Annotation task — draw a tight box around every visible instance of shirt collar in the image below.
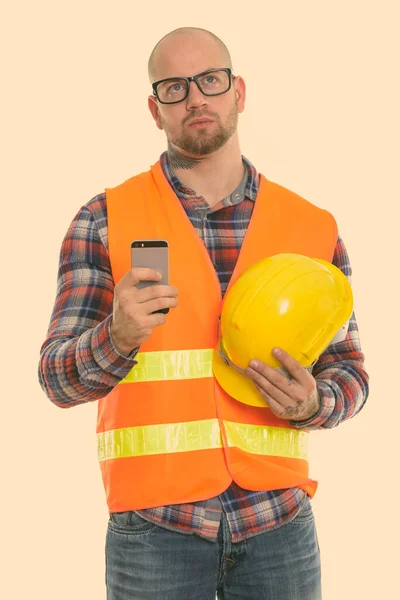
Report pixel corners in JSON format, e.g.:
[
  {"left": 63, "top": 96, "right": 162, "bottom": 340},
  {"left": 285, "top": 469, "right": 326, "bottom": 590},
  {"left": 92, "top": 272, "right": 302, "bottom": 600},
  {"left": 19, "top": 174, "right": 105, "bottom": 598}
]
[{"left": 159, "top": 150, "right": 259, "bottom": 204}]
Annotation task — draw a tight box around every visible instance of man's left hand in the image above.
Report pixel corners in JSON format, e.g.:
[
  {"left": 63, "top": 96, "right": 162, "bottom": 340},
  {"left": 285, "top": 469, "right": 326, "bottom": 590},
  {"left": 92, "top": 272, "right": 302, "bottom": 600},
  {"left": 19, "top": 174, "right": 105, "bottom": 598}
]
[{"left": 246, "top": 348, "right": 320, "bottom": 421}]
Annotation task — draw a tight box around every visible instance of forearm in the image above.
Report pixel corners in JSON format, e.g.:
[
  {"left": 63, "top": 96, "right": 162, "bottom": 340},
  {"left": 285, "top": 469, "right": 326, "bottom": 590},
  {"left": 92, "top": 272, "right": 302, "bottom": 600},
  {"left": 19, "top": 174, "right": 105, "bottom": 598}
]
[
  {"left": 288, "top": 305, "right": 369, "bottom": 430},
  {"left": 289, "top": 355, "right": 369, "bottom": 430},
  {"left": 289, "top": 235, "right": 369, "bottom": 430},
  {"left": 38, "top": 200, "right": 140, "bottom": 408},
  {"left": 38, "top": 314, "right": 139, "bottom": 408}
]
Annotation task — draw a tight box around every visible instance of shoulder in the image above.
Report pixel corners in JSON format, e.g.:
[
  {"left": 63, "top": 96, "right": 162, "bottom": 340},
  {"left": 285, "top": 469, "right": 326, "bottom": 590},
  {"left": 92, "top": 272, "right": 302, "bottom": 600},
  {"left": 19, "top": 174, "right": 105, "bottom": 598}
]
[
  {"left": 261, "top": 176, "right": 329, "bottom": 213},
  {"left": 79, "top": 191, "right": 108, "bottom": 234}
]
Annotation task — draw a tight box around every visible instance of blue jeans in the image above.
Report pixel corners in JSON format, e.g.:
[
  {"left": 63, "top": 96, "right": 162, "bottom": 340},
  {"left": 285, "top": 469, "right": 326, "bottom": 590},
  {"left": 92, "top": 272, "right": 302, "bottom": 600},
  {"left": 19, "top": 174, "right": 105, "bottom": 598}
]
[{"left": 105, "top": 496, "right": 321, "bottom": 599}]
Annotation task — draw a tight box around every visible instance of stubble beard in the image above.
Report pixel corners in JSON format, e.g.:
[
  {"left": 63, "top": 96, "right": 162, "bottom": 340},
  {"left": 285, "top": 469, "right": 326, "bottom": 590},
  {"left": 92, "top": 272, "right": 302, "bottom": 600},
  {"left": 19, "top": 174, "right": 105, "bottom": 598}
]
[{"left": 161, "top": 102, "right": 239, "bottom": 157}]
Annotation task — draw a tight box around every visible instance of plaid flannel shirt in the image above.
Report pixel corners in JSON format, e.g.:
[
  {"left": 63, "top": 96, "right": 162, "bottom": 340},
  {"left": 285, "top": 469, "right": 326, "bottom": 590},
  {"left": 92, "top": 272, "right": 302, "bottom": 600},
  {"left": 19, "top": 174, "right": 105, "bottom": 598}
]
[{"left": 38, "top": 152, "right": 369, "bottom": 542}]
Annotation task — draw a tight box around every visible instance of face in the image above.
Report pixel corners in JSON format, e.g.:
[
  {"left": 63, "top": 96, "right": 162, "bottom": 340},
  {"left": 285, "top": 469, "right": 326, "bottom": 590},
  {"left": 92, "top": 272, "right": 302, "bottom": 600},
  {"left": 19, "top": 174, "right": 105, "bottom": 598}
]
[{"left": 148, "top": 35, "right": 246, "bottom": 156}]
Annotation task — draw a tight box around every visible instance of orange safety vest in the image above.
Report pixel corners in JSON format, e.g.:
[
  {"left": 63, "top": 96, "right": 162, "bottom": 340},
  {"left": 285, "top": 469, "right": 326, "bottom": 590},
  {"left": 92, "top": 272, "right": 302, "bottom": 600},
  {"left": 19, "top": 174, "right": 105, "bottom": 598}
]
[{"left": 98, "top": 160, "right": 338, "bottom": 513}]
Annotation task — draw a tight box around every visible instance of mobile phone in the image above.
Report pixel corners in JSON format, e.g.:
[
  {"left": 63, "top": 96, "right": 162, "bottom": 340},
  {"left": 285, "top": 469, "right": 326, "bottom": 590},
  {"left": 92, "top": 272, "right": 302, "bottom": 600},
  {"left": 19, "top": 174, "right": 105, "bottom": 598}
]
[{"left": 131, "top": 239, "right": 170, "bottom": 314}]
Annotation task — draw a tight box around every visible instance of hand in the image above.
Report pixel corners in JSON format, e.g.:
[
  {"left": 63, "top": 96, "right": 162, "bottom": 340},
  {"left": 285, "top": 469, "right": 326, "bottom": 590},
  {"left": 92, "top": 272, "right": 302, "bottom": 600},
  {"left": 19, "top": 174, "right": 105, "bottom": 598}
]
[
  {"left": 110, "top": 268, "right": 179, "bottom": 356},
  {"left": 246, "top": 348, "right": 320, "bottom": 421}
]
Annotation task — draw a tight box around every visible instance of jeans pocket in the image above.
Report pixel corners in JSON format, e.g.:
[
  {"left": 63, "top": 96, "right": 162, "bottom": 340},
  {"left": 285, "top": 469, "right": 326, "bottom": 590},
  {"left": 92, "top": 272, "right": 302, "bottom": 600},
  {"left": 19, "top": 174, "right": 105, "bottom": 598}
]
[
  {"left": 290, "top": 497, "right": 315, "bottom": 524},
  {"left": 108, "top": 510, "right": 158, "bottom": 535}
]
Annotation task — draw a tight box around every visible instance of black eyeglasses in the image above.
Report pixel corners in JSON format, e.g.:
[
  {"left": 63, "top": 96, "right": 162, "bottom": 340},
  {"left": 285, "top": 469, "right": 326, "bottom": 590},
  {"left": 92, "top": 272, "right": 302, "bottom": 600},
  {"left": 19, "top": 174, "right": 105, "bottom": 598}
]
[{"left": 152, "top": 68, "right": 235, "bottom": 105}]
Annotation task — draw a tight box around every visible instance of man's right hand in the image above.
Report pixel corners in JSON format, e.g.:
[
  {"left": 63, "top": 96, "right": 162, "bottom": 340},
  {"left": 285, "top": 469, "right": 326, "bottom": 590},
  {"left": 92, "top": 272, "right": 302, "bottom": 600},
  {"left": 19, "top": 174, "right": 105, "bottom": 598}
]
[{"left": 110, "top": 268, "right": 179, "bottom": 356}]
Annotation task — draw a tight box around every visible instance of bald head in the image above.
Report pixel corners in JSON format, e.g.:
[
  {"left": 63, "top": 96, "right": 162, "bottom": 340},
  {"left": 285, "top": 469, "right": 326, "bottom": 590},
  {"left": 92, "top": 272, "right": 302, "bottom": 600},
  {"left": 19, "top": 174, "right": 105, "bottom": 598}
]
[{"left": 148, "top": 27, "right": 233, "bottom": 83}]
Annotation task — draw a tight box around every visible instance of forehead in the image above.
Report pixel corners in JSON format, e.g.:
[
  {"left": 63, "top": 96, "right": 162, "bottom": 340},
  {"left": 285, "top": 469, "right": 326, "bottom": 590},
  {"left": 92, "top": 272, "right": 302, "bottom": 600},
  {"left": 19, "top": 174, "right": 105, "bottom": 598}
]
[{"left": 152, "top": 34, "right": 228, "bottom": 80}]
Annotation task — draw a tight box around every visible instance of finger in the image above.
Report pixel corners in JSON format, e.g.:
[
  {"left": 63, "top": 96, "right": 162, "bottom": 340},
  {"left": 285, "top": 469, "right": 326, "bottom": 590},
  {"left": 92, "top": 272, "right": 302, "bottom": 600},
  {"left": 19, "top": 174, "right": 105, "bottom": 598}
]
[
  {"left": 252, "top": 383, "right": 295, "bottom": 419},
  {"left": 141, "top": 295, "right": 179, "bottom": 315},
  {"left": 272, "top": 348, "right": 311, "bottom": 386},
  {"left": 248, "top": 360, "right": 296, "bottom": 391},
  {"left": 136, "top": 284, "right": 179, "bottom": 303},
  {"left": 247, "top": 367, "right": 295, "bottom": 408},
  {"left": 129, "top": 267, "right": 163, "bottom": 285},
  {"left": 143, "top": 312, "right": 168, "bottom": 329}
]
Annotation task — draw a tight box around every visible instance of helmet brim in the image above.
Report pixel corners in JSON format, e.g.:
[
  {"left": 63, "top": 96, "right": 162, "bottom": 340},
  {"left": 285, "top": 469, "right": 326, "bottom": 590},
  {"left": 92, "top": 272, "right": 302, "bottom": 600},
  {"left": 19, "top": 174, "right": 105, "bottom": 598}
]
[{"left": 212, "top": 342, "right": 270, "bottom": 408}]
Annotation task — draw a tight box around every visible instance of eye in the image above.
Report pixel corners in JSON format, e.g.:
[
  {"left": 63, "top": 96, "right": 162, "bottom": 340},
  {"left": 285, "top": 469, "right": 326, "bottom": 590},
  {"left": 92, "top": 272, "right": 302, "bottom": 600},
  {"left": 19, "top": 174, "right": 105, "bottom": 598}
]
[
  {"left": 167, "top": 82, "right": 184, "bottom": 94},
  {"left": 202, "top": 75, "right": 217, "bottom": 84}
]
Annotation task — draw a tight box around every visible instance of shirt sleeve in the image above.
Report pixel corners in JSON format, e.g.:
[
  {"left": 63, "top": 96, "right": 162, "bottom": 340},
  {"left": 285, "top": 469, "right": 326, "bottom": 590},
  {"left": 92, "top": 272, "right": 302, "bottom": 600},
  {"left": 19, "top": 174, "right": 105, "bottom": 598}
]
[
  {"left": 289, "top": 235, "right": 369, "bottom": 430},
  {"left": 38, "top": 196, "right": 139, "bottom": 408}
]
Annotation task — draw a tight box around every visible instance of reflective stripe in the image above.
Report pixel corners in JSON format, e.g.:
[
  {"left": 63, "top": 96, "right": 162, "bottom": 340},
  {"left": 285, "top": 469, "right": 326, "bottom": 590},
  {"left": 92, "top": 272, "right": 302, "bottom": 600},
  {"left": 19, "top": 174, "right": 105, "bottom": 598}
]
[
  {"left": 97, "top": 419, "right": 308, "bottom": 462},
  {"left": 98, "top": 419, "right": 222, "bottom": 461},
  {"left": 120, "top": 349, "right": 213, "bottom": 383},
  {"left": 224, "top": 421, "right": 308, "bottom": 459}
]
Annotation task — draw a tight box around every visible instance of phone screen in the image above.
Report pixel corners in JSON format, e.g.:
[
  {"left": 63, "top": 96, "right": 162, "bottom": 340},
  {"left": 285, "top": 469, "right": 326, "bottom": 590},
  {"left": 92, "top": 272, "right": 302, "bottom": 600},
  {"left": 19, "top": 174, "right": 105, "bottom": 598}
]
[{"left": 131, "top": 240, "right": 169, "bottom": 313}]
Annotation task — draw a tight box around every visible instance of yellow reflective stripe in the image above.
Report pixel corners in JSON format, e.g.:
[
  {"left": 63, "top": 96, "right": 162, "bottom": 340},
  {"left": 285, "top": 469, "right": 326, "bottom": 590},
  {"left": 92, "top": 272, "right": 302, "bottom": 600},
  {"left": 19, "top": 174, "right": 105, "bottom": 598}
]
[
  {"left": 120, "top": 349, "right": 213, "bottom": 383},
  {"left": 97, "top": 419, "right": 308, "bottom": 462},
  {"left": 224, "top": 421, "right": 308, "bottom": 460},
  {"left": 97, "top": 419, "right": 222, "bottom": 461}
]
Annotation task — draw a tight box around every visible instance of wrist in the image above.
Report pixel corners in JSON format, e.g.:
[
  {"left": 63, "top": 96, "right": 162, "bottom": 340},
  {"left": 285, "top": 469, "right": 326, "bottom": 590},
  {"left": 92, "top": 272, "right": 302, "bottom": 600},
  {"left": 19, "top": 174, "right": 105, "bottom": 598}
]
[
  {"left": 290, "top": 390, "right": 320, "bottom": 422},
  {"left": 110, "top": 322, "right": 135, "bottom": 357}
]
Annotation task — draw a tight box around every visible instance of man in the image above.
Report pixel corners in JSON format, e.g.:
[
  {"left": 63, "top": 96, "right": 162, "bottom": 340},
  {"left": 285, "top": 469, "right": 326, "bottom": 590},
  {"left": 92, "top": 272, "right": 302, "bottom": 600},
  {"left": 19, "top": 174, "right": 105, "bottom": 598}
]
[{"left": 38, "top": 26, "right": 369, "bottom": 600}]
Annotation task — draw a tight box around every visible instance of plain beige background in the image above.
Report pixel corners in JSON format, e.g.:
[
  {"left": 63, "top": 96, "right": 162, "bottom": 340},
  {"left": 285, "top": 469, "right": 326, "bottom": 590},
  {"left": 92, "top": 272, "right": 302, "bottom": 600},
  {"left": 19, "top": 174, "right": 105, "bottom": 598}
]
[{"left": 2, "top": 1, "right": 399, "bottom": 598}]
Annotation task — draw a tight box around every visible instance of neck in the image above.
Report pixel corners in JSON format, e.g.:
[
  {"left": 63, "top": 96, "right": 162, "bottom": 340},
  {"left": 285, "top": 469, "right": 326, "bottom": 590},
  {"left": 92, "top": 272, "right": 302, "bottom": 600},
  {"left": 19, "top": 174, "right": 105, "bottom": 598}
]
[{"left": 167, "top": 134, "right": 245, "bottom": 207}]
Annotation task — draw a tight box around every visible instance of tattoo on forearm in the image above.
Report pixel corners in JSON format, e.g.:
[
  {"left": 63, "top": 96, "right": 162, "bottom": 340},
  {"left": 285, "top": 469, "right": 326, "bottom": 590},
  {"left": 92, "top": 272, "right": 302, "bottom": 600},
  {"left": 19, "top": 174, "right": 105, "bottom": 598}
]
[{"left": 167, "top": 141, "right": 202, "bottom": 170}]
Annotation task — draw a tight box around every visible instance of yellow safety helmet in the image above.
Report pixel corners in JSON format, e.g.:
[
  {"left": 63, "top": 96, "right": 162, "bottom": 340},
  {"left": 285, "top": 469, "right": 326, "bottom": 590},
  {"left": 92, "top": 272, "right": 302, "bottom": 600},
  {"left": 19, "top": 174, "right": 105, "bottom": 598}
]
[{"left": 212, "top": 253, "right": 353, "bottom": 407}]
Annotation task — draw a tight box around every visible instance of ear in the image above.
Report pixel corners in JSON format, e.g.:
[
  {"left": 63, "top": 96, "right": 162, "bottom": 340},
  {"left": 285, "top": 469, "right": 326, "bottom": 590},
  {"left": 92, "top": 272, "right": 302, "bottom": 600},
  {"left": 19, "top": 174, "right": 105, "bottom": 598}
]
[
  {"left": 233, "top": 76, "right": 246, "bottom": 113},
  {"left": 148, "top": 95, "right": 163, "bottom": 130}
]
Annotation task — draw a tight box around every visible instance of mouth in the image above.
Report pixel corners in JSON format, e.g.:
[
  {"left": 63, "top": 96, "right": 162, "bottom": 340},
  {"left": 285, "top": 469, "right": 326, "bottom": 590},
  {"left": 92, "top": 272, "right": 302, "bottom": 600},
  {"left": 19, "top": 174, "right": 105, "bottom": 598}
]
[{"left": 187, "top": 118, "right": 215, "bottom": 128}]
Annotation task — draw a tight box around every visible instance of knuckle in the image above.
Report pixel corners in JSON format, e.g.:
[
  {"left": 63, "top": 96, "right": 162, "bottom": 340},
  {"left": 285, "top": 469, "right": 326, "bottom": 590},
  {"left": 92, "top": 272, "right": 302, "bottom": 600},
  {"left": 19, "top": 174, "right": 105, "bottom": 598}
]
[
  {"left": 119, "top": 292, "right": 131, "bottom": 306},
  {"left": 296, "top": 389, "right": 306, "bottom": 402}
]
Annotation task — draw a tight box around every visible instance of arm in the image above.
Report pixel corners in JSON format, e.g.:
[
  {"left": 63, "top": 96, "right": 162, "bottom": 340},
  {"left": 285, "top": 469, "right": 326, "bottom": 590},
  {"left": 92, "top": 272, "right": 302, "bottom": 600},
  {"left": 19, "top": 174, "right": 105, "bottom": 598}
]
[
  {"left": 288, "top": 235, "right": 369, "bottom": 430},
  {"left": 38, "top": 194, "right": 139, "bottom": 409}
]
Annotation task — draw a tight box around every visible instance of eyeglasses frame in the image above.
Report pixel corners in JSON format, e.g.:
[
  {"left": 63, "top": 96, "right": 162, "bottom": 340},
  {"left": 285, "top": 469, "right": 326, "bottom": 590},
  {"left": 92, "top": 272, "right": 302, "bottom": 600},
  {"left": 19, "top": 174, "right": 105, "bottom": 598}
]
[{"left": 152, "top": 68, "right": 236, "bottom": 105}]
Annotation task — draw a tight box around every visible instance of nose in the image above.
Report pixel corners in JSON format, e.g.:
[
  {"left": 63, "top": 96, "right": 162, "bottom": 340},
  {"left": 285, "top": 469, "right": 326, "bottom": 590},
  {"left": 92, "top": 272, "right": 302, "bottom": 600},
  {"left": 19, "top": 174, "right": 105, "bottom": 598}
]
[{"left": 185, "top": 80, "right": 208, "bottom": 109}]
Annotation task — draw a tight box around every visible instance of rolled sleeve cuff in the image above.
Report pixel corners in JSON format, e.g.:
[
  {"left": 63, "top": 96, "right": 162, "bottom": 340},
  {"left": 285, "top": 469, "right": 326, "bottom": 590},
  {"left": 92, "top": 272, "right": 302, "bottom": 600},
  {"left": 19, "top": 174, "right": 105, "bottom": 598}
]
[{"left": 90, "top": 315, "right": 139, "bottom": 380}]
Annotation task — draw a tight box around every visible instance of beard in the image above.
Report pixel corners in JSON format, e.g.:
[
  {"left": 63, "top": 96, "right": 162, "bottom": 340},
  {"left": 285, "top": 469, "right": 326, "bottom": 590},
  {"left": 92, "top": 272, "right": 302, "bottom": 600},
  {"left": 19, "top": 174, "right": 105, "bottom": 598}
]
[{"left": 160, "top": 101, "right": 239, "bottom": 156}]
